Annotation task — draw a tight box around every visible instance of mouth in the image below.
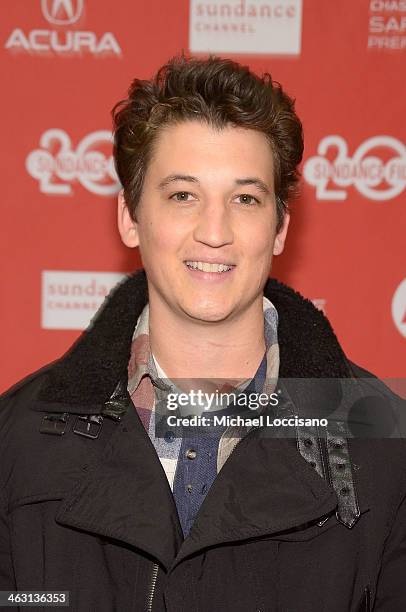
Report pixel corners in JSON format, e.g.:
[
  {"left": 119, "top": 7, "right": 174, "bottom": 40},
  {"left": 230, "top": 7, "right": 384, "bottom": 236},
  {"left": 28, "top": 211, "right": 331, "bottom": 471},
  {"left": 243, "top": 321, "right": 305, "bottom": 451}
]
[{"left": 184, "top": 261, "right": 236, "bottom": 274}]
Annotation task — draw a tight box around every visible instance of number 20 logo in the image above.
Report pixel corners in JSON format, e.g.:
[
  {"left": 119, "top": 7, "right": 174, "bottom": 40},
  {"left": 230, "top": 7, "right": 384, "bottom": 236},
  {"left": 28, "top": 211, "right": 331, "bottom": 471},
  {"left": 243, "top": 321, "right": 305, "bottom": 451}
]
[
  {"left": 26, "top": 129, "right": 121, "bottom": 197},
  {"left": 303, "top": 135, "right": 406, "bottom": 201}
]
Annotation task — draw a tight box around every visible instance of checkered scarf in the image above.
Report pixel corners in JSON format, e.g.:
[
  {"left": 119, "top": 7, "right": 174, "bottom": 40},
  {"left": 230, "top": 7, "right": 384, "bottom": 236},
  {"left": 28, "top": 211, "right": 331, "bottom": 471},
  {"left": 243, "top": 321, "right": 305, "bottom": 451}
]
[{"left": 127, "top": 297, "right": 279, "bottom": 490}]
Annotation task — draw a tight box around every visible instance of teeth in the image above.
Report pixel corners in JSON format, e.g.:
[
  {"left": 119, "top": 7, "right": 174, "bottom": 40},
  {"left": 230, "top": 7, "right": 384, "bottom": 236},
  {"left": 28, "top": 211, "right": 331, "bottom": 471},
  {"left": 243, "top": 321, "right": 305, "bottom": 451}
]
[{"left": 185, "top": 261, "right": 233, "bottom": 273}]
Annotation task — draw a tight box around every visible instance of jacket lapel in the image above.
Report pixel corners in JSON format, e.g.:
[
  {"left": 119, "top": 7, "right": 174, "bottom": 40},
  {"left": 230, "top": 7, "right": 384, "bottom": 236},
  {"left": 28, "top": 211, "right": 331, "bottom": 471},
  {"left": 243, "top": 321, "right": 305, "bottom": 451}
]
[
  {"left": 55, "top": 405, "right": 184, "bottom": 571},
  {"left": 53, "top": 403, "right": 338, "bottom": 571},
  {"left": 173, "top": 430, "right": 338, "bottom": 567}
]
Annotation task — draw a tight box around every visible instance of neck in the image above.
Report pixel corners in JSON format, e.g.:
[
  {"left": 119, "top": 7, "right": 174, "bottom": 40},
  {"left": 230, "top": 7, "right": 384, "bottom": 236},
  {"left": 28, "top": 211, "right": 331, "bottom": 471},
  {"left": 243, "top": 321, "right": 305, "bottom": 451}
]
[{"left": 148, "top": 296, "right": 265, "bottom": 382}]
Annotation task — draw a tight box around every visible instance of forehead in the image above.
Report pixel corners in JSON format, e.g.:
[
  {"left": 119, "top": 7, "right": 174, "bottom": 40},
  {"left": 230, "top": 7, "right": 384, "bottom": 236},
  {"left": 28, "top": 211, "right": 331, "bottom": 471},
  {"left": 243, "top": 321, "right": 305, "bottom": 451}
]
[{"left": 147, "top": 120, "right": 274, "bottom": 185}]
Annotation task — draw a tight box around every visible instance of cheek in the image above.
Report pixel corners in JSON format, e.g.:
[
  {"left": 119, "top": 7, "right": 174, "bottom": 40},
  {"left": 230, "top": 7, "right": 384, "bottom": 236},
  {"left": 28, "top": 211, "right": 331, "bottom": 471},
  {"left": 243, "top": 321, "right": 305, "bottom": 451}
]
[
  {"left": 240, "top": 224, "right": 275, "bottom": 289},
  {"left": 243, "top": 224, "right": 275, "bottom": 263},
  {"left": 138, "top": 219, "right": 187, "bottom": 269},
  {"left": 139, "top": 219, "right": 169, "bottom": 252}
]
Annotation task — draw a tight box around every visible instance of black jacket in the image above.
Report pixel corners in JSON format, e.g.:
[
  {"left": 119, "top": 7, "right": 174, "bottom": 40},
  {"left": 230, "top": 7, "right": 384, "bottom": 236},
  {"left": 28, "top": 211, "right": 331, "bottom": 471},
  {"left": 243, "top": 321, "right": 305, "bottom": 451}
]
[{"left": 1, "top": 271, "right": 405, "bottom": 612}]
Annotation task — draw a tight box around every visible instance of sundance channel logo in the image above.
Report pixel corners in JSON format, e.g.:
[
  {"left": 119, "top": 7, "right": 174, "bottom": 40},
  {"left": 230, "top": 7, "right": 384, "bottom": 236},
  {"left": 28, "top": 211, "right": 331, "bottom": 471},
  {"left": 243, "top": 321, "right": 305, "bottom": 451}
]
[
  {"left": 189, "top": 0, "right": 302, "bottom": 55},
  {"left": 26, "top": 129, "right": 121, "bottom": 196},
  {"left": 4, "top": 0, "right": 121, "bottom": 57},
  {"left": 303, "top": 135, "right": 406, "bottom": 201},
  {"left": 41, "top": 271, "right": 126, "bottom": 330}
]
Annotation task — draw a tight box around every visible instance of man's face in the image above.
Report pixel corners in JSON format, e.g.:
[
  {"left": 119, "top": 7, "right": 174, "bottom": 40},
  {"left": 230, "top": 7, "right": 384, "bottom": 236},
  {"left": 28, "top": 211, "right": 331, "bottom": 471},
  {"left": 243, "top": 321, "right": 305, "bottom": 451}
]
[{"left": 118, "top": 120, "right": 289, "bottom": 324}]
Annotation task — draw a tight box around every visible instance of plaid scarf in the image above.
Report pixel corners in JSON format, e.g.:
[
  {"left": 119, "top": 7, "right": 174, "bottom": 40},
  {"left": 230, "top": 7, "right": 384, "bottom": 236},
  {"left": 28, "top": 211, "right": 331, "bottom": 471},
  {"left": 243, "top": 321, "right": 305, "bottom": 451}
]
[{"left": 127, "top": 297, "right": 279, "bottom": 490}]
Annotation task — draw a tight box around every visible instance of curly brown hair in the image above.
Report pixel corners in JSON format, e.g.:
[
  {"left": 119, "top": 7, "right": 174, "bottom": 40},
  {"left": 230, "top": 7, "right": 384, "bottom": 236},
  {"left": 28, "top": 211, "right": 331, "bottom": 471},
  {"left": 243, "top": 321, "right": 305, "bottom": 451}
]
[{"left": 112, "top": 53, "right": 303, "bottom": 231}]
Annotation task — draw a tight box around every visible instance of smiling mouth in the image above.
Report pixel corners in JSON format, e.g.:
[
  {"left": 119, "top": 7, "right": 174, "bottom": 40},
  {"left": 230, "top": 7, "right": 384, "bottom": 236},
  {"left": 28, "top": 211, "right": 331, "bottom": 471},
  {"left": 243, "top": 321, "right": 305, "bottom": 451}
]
[{"left": 184, "top": 261, "right": 235, "bottom": 273}]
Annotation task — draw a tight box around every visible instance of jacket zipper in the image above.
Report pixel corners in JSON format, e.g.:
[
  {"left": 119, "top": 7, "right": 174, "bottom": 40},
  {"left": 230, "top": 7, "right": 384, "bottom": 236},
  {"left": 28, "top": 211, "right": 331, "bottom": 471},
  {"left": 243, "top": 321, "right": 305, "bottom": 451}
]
[
  {"left": 144, "top": 420, "right": 273, "bottom": 611},
  {"left": 146, "top": 562, "right": 159, "bottom": 612}
]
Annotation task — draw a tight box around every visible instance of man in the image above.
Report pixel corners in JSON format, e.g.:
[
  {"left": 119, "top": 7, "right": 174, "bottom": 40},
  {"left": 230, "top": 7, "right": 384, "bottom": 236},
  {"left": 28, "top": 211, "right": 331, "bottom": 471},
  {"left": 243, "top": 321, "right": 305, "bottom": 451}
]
[{"left": 1, "top": 55, "right": 405, "bottom": 611}]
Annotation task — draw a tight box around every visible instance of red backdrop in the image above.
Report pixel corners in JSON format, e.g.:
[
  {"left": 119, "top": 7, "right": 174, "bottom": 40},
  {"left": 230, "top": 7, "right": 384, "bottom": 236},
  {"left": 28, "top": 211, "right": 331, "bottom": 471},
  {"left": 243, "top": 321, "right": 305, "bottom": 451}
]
[{"left": 1, "top": 0, "right": 405, "bottom": 392}]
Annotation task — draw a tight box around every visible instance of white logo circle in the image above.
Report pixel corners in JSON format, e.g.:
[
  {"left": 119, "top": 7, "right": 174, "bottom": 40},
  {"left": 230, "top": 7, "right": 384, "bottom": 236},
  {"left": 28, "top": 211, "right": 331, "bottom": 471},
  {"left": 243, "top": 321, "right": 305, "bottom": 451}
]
[
  {"left": 26, "top": 128, "right": 120, "bottom": 196},
  {"left": 392, "top": 278, "right": 406, "bottom": 338},
  {"left": 303, "top": 135, "right": 406, "bottom": 201},
  {"left": 41, "top": 0, "right": 84, "bottom": 25}
]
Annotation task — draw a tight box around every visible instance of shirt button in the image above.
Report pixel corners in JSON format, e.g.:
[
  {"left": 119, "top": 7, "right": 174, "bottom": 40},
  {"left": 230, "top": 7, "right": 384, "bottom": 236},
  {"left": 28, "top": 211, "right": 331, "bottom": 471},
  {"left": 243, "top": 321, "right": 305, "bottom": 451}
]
[
  {"left": 186, "top": 484, "right": 193, "bottom": 493},
  {"left": 164, "top": 431, "right": 175, "bottom": 443},
  {"left": 186, "top": 449, "right": 197, "bottom": 460}
]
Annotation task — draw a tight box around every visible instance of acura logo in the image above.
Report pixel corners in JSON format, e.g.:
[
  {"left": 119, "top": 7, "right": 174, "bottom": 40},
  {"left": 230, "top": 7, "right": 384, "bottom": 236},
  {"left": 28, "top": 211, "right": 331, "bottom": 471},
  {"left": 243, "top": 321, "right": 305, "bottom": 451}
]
[
  {"left": 41, "top": 0, "right": 84, "bottom": 25},
  {"left": 392, "top": 279, "right": 406, "bottom": 339}
]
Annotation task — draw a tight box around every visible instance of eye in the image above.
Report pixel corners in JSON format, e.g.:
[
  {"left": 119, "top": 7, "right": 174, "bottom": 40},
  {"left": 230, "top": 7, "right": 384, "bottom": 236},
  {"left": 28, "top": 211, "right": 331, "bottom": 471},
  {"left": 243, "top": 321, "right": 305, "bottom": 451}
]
[
  {"left": 235, "top": 194, "right": 260, "bottom": 205},
  {"left": 170, "top": 191, "right": 195, "bottom": 202}
]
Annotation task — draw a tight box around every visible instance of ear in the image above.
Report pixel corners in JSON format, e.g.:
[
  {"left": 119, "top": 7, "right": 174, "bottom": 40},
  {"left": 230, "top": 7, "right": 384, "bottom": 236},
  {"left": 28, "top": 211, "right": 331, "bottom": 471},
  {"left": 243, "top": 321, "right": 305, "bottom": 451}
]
[
  {"left": 117, "top": 190, "right": 139, "bottom": 248},
  {"left": 273, "top": 213, "right": 290, "bottom": 256}
]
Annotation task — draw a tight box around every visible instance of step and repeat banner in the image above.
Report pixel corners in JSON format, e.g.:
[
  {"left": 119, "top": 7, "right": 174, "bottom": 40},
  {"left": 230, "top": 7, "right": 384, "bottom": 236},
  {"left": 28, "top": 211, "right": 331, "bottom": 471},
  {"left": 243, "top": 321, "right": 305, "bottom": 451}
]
[{"left": 1, "top": 0, "right": 405, "bottom": 391}]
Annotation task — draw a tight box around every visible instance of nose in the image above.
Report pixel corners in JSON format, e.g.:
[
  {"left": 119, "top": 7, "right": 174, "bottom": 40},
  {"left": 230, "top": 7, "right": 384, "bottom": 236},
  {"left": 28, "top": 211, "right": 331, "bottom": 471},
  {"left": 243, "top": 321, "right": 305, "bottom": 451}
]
[{"left": 192, "top": 200, "right": 234, "bottom": 248}]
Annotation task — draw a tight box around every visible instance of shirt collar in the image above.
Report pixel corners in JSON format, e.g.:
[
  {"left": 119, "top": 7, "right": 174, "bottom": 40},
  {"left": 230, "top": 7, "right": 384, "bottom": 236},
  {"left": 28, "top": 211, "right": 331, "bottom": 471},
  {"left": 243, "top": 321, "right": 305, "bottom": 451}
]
[{"left": 127, "top": 296, "right": 279, "bottom": 397}]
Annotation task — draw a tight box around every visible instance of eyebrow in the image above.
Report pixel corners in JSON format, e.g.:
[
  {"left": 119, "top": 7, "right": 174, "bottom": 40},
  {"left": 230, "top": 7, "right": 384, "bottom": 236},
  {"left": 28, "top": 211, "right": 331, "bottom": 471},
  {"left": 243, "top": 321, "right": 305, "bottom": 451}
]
[
  {"left": 157, "top": 174, "right": 271, "bottom": 195},
  {"left": 235, "top": 177, "right": 271, "bottom": 195},
  {"left": 157, "top": 174, "right": 198, "bottom": 190}
]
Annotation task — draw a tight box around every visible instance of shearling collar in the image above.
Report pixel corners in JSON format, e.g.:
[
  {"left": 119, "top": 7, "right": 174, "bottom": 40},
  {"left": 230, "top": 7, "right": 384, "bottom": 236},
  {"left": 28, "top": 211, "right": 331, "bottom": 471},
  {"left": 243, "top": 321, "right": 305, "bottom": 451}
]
[{"left": 38, "top": 269, "right": 351, "bottom": 405}]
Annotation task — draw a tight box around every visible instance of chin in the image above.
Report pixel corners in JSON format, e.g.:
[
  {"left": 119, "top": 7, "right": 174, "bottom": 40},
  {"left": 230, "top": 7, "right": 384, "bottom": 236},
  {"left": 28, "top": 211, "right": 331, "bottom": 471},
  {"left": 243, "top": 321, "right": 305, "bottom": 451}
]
[{"left": 181, "top": 303, "right": 232, "bottom": 324}]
